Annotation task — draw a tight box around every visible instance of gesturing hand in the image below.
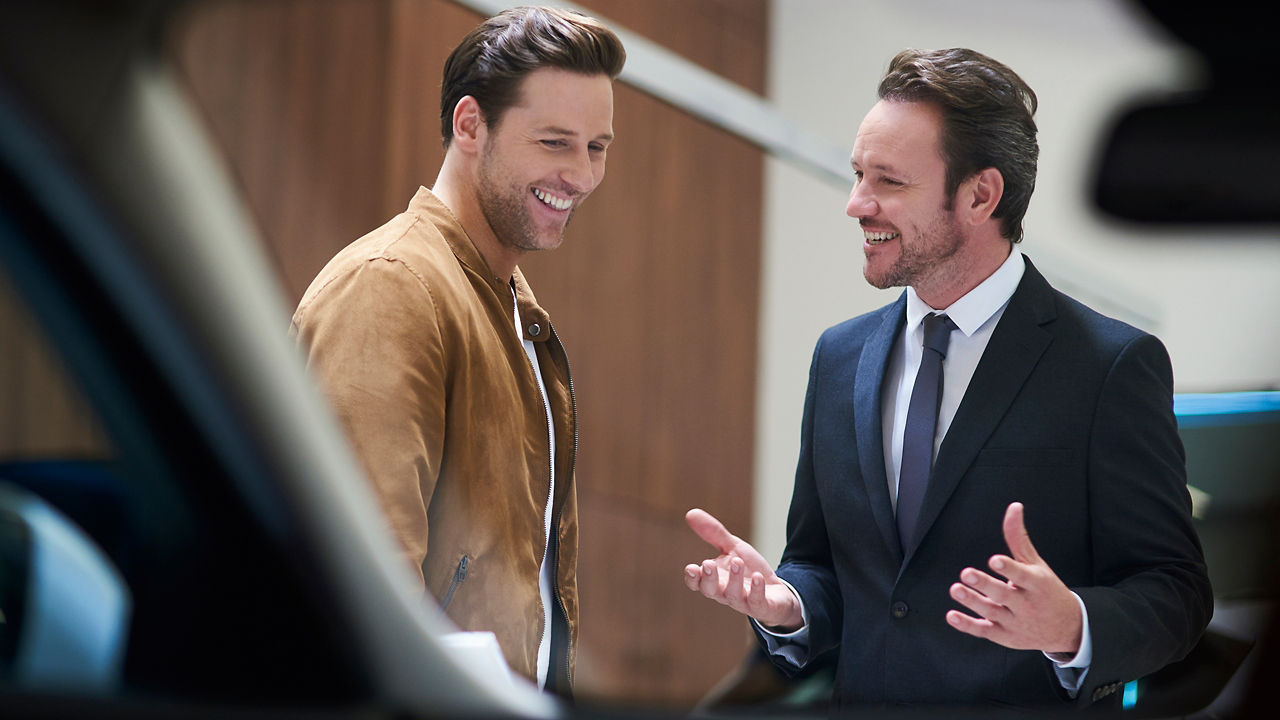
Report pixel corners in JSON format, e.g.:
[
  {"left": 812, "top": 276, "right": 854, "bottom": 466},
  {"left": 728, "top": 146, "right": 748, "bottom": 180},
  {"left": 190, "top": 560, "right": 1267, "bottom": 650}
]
[
  {"left": 683, "top": 508, "right": 804, "bottom": 631},
  {"left": 946, "top": 502, "right": 1084, "bottom": 656}
]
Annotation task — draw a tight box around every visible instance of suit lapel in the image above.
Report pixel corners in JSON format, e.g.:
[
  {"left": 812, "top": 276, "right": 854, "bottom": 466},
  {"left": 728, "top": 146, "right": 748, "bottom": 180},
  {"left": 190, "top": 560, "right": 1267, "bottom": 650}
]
[
  {"left": 903, "top": 258, "right": 1058, "bottom": 564},
  {"left": 854, "top": 297, "right": 907, "bottom": 560}
]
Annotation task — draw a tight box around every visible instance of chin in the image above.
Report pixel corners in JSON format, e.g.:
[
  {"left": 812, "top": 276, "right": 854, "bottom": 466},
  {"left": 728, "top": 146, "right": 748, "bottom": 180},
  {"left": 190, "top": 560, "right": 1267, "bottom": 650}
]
[
  {"left": 516, "top": 236, "right": 565, "bottom": 253},
  {"left": 539, "top": 231, "right": 567, "bottom": 251},
  {"left": 862, "top": 264, "right": 891, "bottom": 290}
]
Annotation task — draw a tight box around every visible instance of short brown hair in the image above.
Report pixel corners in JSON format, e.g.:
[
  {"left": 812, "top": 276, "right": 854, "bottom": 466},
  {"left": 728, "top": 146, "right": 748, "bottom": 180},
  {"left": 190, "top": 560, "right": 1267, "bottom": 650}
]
[
  {"left": 878, "top": 48, "right": 1039, "bottom": 243},
  {"left": 440, "top": 6, "right": 626, "bottom": 148}
]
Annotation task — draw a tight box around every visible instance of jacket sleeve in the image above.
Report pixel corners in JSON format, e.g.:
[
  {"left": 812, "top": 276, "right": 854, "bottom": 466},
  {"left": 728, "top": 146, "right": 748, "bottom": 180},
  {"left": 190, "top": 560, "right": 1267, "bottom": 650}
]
[
  {"left": 292, "top": 258, "right": 446, "bottom": 587},
  {"left": 1073, "top": 333, "right": 1213, "bottom": 706},
  {"left": 765, "top": 333, "right": 844, "bottom": 672}
]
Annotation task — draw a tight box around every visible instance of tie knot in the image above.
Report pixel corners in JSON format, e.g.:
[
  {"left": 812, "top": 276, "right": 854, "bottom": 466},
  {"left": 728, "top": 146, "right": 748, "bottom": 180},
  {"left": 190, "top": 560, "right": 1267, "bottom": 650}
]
[{"left": 922, "top": 313, "right": 956, "bottom": 357}]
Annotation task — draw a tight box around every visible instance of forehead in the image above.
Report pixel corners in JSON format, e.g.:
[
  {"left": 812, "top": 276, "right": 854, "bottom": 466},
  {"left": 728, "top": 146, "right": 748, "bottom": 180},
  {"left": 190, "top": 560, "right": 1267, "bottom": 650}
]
[
  {"left": 506, "top": 67, "right": 614, "bottom": 136},
  {"left": 852, "top": 99, "right": 944, "bottom": 171}
]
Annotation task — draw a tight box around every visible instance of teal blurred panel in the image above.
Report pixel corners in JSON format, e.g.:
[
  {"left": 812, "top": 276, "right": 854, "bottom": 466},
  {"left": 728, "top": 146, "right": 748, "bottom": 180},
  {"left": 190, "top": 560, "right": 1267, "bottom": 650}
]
[{"left": 1176, "top": 392, "right": 1280, "bottom": 600}]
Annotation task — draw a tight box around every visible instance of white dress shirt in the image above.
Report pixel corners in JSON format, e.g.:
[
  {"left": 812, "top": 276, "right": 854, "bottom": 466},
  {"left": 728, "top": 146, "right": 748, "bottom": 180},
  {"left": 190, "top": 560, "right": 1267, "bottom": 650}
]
[
  {"left": 758, "top": 248, "right": 1093, "bottom": 695},
  {"left": 882, "top": 246, "right": 1025, "bottom": 510}
]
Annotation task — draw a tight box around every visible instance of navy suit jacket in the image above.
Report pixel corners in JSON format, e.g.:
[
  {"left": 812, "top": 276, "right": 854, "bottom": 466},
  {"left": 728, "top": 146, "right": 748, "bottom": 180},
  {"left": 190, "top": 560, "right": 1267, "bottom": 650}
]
[{"left": 764, "top": 257, "right": 1212, "bottom": 710}]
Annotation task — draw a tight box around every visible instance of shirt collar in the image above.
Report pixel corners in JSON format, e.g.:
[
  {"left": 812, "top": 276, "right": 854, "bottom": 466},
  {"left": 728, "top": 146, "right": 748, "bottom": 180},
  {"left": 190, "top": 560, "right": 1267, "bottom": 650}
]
[{"left": 905, "top": 246, "right": 1025, "bottom": 338}]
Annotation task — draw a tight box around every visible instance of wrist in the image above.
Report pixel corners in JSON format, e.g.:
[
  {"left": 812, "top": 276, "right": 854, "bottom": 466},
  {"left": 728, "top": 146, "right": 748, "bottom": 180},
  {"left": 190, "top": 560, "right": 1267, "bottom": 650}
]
[
  {"left": 1048, "top": 598, "right": 1084, "bottom": 658},
  {"left": 762, "top": 585, "right": 804, "bottom": 632}
]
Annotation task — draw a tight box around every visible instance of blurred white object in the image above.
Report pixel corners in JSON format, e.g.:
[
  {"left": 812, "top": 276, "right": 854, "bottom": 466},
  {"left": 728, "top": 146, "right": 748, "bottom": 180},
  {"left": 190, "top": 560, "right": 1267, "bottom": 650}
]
[{"left": 440, "top": 631, "right": 517, "bottom": 689}]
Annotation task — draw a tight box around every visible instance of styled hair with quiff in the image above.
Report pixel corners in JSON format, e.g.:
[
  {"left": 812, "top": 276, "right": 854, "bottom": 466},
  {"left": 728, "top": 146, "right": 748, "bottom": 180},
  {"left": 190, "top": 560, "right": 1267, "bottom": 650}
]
[
  {"left": 878, "top": 48, "right": 1039, "bottom": 243},
  {"left": 440, "top": 6, "right": 625, "bottom": 148}
]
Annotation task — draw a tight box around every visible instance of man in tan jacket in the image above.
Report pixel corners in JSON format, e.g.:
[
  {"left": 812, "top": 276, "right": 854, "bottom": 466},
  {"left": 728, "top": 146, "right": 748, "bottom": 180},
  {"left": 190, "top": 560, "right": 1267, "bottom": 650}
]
[{"left": 291, "top": 7, "right": 624, "bottom": 696}]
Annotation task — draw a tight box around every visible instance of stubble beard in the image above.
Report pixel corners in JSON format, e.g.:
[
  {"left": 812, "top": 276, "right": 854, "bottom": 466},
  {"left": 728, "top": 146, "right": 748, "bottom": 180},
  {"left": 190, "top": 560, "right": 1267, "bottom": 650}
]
[
  {"left": 476, "top": 147, "right": 570, "bottom": 254},
  {"left": 863, "top": 208, "right": 965, "bottom": 291}
]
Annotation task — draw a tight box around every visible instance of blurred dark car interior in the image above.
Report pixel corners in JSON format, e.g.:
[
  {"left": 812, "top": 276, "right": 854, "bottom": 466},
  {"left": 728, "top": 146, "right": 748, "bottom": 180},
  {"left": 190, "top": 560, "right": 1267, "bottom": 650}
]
[
  {"left": 2, "top": 1, "right": 1277, "bottom": 718},
  {"left": 1091, "top": 0, "right": 1280, "bottom": 225}
]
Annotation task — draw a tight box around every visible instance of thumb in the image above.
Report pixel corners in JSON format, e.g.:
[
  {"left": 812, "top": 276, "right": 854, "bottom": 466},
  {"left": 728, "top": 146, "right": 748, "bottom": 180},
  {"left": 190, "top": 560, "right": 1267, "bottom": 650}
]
[
  {"left": 1002, "top": 502, "right": 1041, "bottom": 564},
  {"left": 686, "top": 508, "right": 738, "bottom": 555}
]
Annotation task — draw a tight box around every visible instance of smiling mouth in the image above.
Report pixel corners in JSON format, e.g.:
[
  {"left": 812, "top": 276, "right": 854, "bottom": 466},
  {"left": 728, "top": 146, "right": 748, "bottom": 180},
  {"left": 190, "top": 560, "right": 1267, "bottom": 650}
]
[
  {"left": 863, "top": 229, "right": 899, "bottom": 245},
  {"left": 533, "top": 188, "right": 573, "bottom": 211}
]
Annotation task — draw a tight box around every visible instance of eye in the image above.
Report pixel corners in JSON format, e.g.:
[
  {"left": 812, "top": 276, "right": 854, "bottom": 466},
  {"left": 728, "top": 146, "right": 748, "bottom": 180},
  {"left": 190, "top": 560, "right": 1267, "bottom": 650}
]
[{"left": 540, "top": 139, "right": 567, "bottom": 149}]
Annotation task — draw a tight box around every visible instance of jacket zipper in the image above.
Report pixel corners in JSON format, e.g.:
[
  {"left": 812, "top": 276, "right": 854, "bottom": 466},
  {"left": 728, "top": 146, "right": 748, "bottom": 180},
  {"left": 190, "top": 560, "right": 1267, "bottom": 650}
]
[
  {"left": 440, "top": 554, "right": 468, "bottom": 611},
  {"left": 511, "top": 285, "right": 576, "bottom": 691},
  {"left": 516, "top": 304, "right": 563, "bottom": 690},
  {"left": 548, "top": 322, "right": 577, "bottom": 691},
  {"left": 537, "top": 340, "right": 556, "bottom": 678}
]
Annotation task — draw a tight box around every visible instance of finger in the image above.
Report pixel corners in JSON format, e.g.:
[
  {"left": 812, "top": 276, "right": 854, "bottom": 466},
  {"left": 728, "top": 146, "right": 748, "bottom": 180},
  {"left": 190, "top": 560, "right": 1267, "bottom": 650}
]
[
  {"left": 950, "top": 581, "right": 1012, "bottom": 621},
  {"left": 745, "top": 572, "right": 767, "bottom": 614},
  {"left": 959, "top": 566, "right": 1018, "bottom": 606},
  {"left": 988, "top": 554, "right": 1041, "bottom": 592},
  {"left": 946, "top": 609, "right": 999, "bottom": 641},
  {"left": 683, "top": 564, "right": 702, "bottom": 591},
  {"left": 723, "top": 556, "right": 748, "bottom": 608},
  {"left": 1002, "top": 502, "right": 1042, "bottom": 564},
  {"left": 686, "top": 508, "right": 739, "bottom": 555},
  {"left": 698, "top": 559, "right": 724, "bottom": 599}
]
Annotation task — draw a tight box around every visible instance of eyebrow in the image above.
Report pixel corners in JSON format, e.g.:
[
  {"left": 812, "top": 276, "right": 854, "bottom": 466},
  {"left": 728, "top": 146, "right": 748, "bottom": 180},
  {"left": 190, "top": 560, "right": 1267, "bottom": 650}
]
[
  {"left": 539, "top": 125, "right": 614, "bottom": 143},
  {"left": 851, "top": 159, "right": 902, "bottom": 175}
]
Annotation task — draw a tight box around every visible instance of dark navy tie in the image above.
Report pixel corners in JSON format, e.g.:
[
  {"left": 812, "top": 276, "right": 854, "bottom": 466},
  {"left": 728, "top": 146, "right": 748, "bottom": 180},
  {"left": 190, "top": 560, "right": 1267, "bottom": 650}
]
[{"left": 897, "top": 313, "right": 956, "bottom": 550}]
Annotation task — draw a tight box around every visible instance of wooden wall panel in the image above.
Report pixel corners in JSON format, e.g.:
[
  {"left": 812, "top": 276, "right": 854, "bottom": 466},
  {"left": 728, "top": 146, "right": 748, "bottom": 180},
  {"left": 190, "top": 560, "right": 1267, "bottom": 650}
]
[
  {"left": 0, "top": 274, "right": 109, "bottom": 459},
  {"left": 0, "top": 277, "right": 19, "bottom": 454},
  {"left": 381, "top": 0, "right": 477, "bottom": 214},
  {"left": 172, "top": 0, "right": 767, "bottom": 708},
  {"left": 574, "top": 491, "right": 757, "bottom": 705},
  {"left": 579, "top": 0, "right": 768, "bottom": 94},
  {"left": 172, "top": 0, "right": 396, "bottom": 301}
]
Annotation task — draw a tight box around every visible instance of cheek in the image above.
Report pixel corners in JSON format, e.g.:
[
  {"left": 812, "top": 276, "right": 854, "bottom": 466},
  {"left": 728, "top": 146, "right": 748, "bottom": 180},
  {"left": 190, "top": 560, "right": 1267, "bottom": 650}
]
[{"left": 892, "top": 203, "right": 927, "bottom": 235}]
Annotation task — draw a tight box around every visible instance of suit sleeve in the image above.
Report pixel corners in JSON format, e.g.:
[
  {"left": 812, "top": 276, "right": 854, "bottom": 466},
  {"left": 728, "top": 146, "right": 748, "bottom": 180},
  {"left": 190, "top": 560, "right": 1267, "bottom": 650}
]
[
  {"left": 762, "top": 332, "right": 845, "bottom": 672},
  {"left": 1074, "top": 333, "right": 1213, "bottom": 706},
  {"left": 292, "top": 258, "right": 446, "bottom": 587}
]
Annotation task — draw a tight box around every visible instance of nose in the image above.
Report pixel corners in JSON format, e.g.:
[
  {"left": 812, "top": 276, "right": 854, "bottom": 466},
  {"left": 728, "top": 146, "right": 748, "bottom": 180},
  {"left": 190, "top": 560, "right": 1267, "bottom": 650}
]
[
  {"left": 562, "top": 148, "right": 601, "bottom": 195},
  {"left": 846, "top": 178, "right": 876, "bottom": 219}
]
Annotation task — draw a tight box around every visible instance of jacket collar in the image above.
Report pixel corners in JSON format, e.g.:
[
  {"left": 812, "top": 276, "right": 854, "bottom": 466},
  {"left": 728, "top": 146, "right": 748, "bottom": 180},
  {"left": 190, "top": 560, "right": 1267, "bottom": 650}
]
[
  {"left": 513, "top": 269, "right": 553, "bottom": 344},
  {"left": 855, "top": 298, "right": 908, "bottom": 559},
  {"left": 410, "top": 186, "right": 554, "bottom": 343}
]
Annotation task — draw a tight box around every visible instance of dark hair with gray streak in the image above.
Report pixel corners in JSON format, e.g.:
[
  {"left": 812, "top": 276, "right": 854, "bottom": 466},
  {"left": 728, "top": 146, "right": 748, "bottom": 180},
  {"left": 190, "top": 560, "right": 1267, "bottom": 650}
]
[
  {"left": 440, "top": 5, "right": 626, "bottom": 148},
  {"left": 879, "top": 48, "right": 1038, "bottom": 243}
]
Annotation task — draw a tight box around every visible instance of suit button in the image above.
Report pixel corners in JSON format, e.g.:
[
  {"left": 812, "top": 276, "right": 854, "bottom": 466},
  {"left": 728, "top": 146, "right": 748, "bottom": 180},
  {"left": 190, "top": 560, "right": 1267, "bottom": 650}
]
[
  {"left": 528, "top": 323, "right": 542, "bottom": 337},
  {"left": 891, "top": 601, "right": 909, "bottom": 619}
]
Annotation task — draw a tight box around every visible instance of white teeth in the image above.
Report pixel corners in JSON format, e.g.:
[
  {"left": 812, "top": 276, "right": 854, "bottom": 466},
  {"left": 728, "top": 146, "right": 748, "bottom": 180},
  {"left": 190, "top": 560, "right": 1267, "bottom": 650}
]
[
  {"left": 863, "top": 230, "right": 899, "bottom": 245},
  {"left": 534, "top": 188, "right": 572, "bottom": 211}
]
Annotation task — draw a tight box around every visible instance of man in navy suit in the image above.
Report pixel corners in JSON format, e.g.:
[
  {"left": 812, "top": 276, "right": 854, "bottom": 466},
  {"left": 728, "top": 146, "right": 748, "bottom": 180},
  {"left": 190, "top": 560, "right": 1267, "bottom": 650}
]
[{"left": 684, "top": 48, "right": 1211, "bottom": 711}]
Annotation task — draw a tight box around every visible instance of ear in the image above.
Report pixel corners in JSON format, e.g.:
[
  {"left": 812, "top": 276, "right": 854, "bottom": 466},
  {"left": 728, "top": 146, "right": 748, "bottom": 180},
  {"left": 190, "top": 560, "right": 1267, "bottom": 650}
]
[
  {"left": 960, "top": 167, "right": 1004, "bottom": 227},
  {"left": 451, "top": 95, "right": 486, "bottom": 154}
]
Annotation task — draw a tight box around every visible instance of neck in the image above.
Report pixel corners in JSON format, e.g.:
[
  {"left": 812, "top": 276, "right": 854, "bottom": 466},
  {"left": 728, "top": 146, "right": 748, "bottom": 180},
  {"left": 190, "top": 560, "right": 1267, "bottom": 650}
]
[
  {"left": 432, "top": 156, "right": 522, "bottom": 282},
  {"left": 914, "top": 239, "right": 1012, "bottom": 309}
]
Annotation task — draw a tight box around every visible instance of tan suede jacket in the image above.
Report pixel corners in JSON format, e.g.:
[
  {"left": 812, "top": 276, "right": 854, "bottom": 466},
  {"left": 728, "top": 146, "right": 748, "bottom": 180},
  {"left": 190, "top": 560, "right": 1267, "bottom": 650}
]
[{"left": 291, "top": 187, "right": 578, "bottom": 692}]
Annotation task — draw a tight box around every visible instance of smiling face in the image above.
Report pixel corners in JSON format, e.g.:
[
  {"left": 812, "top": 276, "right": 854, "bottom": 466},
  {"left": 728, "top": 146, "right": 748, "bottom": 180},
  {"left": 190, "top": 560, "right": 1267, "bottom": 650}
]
[
  {"left": 474, "top": 67, "right": 614, "bottom": 254},
  {"left": 847, "top": 99, "right": 969, "bottom": 299}
]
